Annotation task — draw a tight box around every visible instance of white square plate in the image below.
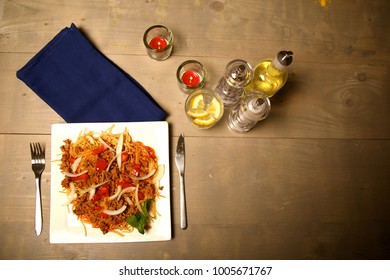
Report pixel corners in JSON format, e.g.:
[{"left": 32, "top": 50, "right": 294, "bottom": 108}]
[{"left": 50, "top": 122, "right": 171, "bottom": 243}]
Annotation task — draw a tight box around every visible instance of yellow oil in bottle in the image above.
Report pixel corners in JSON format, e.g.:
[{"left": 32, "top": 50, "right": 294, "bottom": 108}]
[{"left": 245, "top": 51, "right": 293, "bottom": 98}]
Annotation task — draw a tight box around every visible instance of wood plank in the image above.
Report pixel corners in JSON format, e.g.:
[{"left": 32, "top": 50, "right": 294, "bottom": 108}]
[
  {"left": 1, "top": 0, "right": 389, "bottom": 65},
  {"left": 2, "top": 52, "right": 389, "bottom": 139},
  {"left": 1, "top": 135, "right": 389, "bottom": 259}
]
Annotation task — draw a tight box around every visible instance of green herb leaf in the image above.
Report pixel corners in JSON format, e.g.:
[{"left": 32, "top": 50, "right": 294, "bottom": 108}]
[
  {"left": 126, "top": 199, "right": 154, "bottom": 235},
  {"left": 143, "top": 199, "right": 153, "bottom": 214},
  {"left": 126, "top": 214, "right": 140, "bottom": 228},
  {"left": 137, "top": 215, "right": 146, "bottom": 234}
]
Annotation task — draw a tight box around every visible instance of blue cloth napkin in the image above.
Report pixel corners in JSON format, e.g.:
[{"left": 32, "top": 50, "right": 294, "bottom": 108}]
[{"left": 16, "top": 23, "right": 167, "bottom": 123}]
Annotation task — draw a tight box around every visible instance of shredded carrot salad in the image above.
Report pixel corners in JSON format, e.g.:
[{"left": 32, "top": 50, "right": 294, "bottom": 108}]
[{"left": 59, "top": 125, "right": 165, "bottom": 236}]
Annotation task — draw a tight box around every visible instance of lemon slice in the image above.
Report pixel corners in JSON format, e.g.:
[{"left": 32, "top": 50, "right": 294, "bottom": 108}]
[
  {"left": 206, "top": 98, "right": 222, "bottom": 118},
  {"left": 189, "top": 94, "right": 205, "bottom": 110},
  {"left": 193, "top": 115, "right": 217, "bottom": 127},
  {"left": 187, "top": 107, "right": 208, "bottom": 118},
  {"left": 187, "top": 94, "right": 207, "bottom": 118}
]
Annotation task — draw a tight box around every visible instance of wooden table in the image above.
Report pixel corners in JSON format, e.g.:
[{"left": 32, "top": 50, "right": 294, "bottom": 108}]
[{"left": 1, "top": 0, "right": 389, "bottom": 260}]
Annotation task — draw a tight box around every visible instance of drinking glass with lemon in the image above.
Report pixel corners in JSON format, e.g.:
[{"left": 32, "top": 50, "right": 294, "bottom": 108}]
[{"left": 185, "top": 89, "right": 224, "bottom": 129}]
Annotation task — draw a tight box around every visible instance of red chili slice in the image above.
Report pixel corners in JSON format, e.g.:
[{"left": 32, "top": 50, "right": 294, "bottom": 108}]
[
  {"left": 93, "top": 184, "right": 110, "bottom": 201},
  {"left": 96, "top": 158, "right": 108, "bottom": 172},
  {"left": 121, "top": 152, "right": 129, "bottom": 163},
  {"left": 92, "top": 144, "right": 107, "bottom": 155},
  {"left": 71, "top": 173, "right": 89, "bottom": 181},
  {"left": 131, "top": 164, "right": 141, "bottom": 177},
  {"left": 138, "top": 191, "right": 144, "bottom": 200}
]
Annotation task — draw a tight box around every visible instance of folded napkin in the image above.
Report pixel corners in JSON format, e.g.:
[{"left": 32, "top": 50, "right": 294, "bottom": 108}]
[{"left": 16, "top": 23, "right": 167, "bottom": 123}]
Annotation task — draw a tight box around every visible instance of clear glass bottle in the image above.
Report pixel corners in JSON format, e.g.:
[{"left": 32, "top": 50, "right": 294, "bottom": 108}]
[
  {"left": 244, "top": 50, "right": 293, "bottom": 98},
  {"left": 228, "top": 91, "right": 271, "bottom": 133},
  {"left": 215, "top": 59, "right": 253, "bottom": 106}
]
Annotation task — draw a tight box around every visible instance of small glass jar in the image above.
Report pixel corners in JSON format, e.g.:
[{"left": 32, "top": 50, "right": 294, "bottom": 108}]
[
  {"left": 176, "top": 60, "right": 207, "bottom": 94},
  {"left": 185, "top": 89, "right": 224, "bottom": 129},
  {"left": 143, "top": 25, "right": 174, "bottom": 61}
]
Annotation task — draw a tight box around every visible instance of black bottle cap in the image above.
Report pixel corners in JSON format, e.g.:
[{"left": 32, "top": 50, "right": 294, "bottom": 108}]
[{"left": 277, "top": 51, "right": 293, "bottom": 66}]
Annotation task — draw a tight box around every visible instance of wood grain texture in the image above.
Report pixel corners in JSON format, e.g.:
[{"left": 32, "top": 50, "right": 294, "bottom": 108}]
[
  {"left": 1, "top": 135, "right": 389, "bottom": 259},
  {"left": 0, "top": 0, "right": 389, "bottom": 260},
  {"left": 2, "top": 53, "right": 389, "bottom": 139},
  {"left": 1, "top": 0, "right": 389, "bottom": 64}
]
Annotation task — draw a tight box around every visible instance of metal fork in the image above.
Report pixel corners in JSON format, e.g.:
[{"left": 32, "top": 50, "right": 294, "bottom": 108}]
[{"left": 30, "top": 143, "right": 45, "bottom": 236}]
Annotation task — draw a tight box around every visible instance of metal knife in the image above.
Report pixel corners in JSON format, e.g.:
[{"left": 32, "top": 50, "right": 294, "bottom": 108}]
[{"left": 175, "top": 133, "right": 187, "bottom": 229}]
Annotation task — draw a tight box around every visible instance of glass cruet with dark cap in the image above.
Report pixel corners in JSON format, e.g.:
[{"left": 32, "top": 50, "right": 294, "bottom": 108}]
[{"left": 244, "top": 50, "right": 293, "bottom": 98}]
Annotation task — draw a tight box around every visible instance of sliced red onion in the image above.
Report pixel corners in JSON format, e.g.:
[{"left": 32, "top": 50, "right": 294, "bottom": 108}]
[
  {"left": 109, "top": 186, "right": 122, "bottom": 200},
  {"left": 152, "top": 164, "right": 165, "bottom": 184},
  {"left": 102, "top": 205, "right": 127, "bottom": 216},
  {"left": 88, "top": 188, "right": 95, "bottom": 200},
  {"left": 116, "top": 133, "right": 124, "bottom": 169},
  {"left": 62, "top": 182, "right": 77, "bottom": 206},
  {"left": 98, "top": 137, "right": 115, "bottom": 152},
  {"left": 71, "top": 156, "right": 82, "bottom": 173},
  {"left": 79, "top": 180, "right": 109, "bottom": 195},
  {"left": 125, "top": 196, "right": 133, "bottom": 206},
  {"left": 105, "top": 153, "right": 118, "bottom": 172},
  {"left": 62, "top": 169, "right": 88, "bottom": 178},
  {"left": 117, "top": 186, "right": 136, "bottom": 201},
  {"left": 130, "top": 168, "right": 156, "bottom": 181}
]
